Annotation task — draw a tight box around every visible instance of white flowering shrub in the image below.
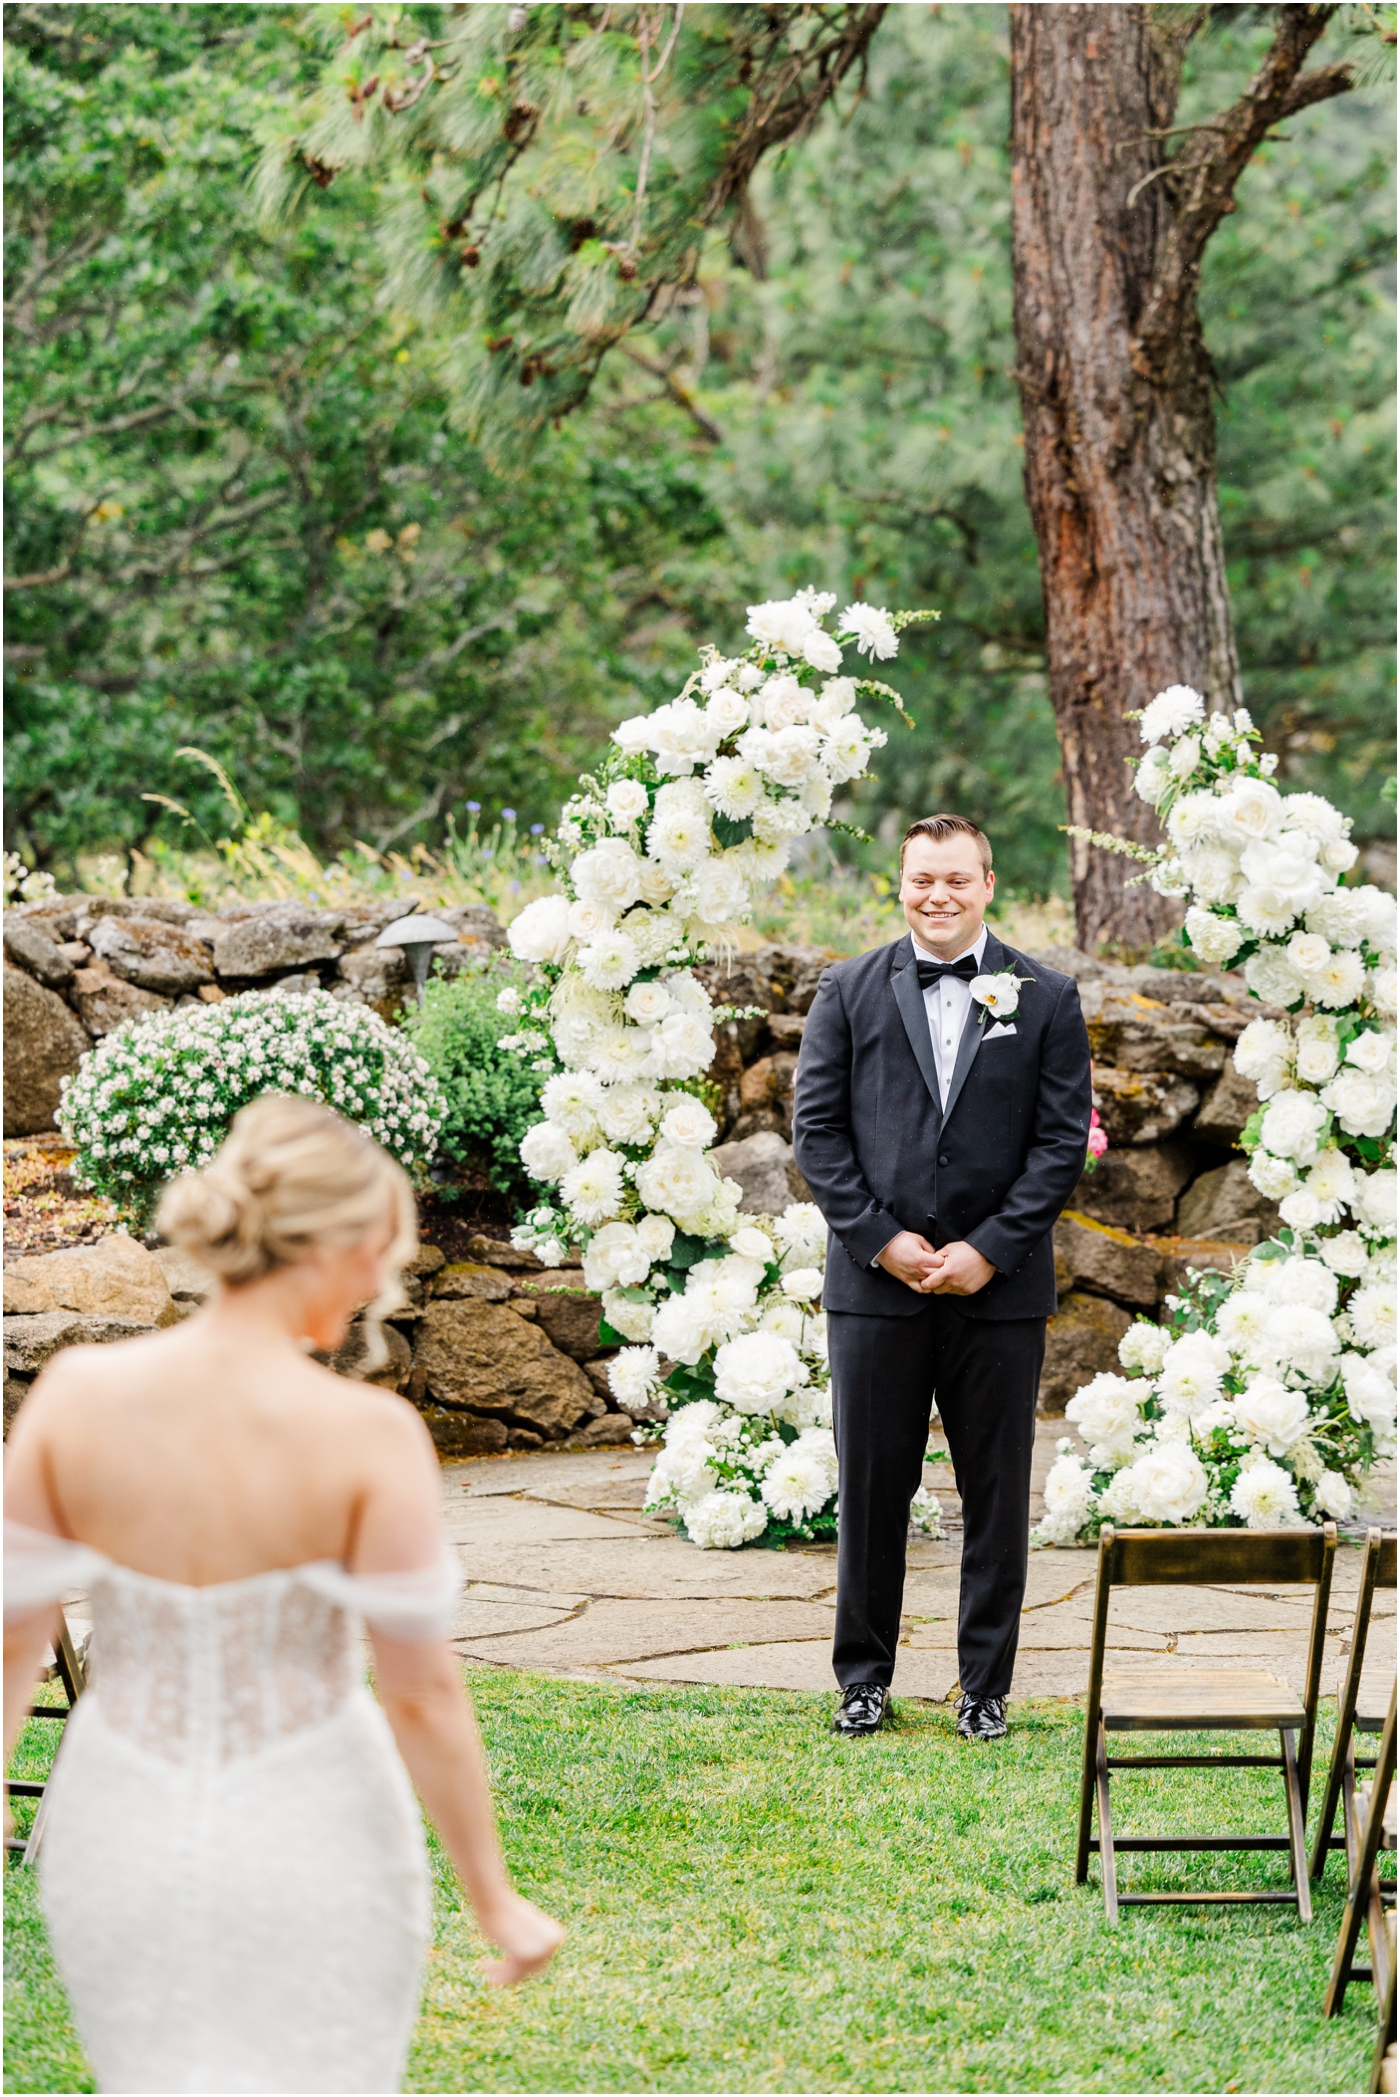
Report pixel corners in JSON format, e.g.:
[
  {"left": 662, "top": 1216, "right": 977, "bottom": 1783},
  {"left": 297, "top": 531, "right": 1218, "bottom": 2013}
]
[
  {"left": 58, "top": 989, "right": 446, "bottom": 1228},
  {"left": 507, "top": 589, "right": 939, "bottom": 1548},
  {"left": 1040, "top": 685, "right": 1397, "bottom": 1544}
]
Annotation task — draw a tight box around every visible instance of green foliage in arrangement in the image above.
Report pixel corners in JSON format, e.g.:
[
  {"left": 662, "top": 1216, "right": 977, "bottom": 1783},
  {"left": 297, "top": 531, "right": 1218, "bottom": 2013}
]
[
  {"left": 404, "top": 958, "right": 556, "bottom": 1207},
  {"left": 4, "top": 6, "right": 1394, "bottom": 901}
]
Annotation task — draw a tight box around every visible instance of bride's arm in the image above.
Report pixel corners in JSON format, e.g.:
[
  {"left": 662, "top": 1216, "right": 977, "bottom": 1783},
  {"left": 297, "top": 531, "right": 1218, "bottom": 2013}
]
[
  {"left": 4, "top": 1390, "right": 66, "bottom": 1769},
  {"left": 353, "top": 1400, "right": 564, "bottom": 1986}
]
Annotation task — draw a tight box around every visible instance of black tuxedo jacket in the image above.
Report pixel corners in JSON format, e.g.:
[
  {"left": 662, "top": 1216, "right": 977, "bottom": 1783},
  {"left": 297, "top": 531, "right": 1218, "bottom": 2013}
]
[{"left": 791, "top": 931, "right": 1092, "bottom": 1320}]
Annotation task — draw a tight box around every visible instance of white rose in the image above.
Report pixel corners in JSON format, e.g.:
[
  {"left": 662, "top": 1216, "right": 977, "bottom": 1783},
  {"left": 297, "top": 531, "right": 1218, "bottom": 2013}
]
[
  {"left": 746, "top": 597, "right": 818, "bottom": 656},
  {"left": 1244, "top": 948, "right": 1306, "bottom": 1008},
  {"left": 1183, "top": 907, "right": 1243, "bottom": 968},
  {"left": 659, "top": 1098, "right": 717, "bottom": 1151},
  {"left": 1314, "top": 1471, "right": 1354, "bottom": 1520},
  {"left": 1286, "top": 931, "right": 1332, "bottom": 977},
  {"left": 612, "top": 715, "right": 654, "bottom": 755},
  {"left": 649, "top": 1291, "right": 714, "bottom": 1366},
  {"left": 635, "top": 1211, "right": 676, "bottom": 1262},
  {"left": 1321, "top": 1067, "right": 1395, "bottom": 1140},
  {"left": 1134, "top": 746, "right": 1172, "bottom": 807},
  {"left": 1346, "top": 1028, "right": 1395, "bottom": 1074},
  {"left": 605, "top": 778, "right": 650, "bottom": 825},
  {"left": 1319, "top": 1229, "right": 1369, "bottom": 1277},
  {"left": 1257, "top": 1089, "right": 1329, "bottom": 1164},
  {"left": 519, "top": 1121, "right": 579, "bottom": 1183},
  {"left": 1066, "top": 1372, "right": 1144, "bottom": 1464},
  {"left": 1237, "top": 885, "right": 1306, "bottom": 939},
  {"left": 1215, "top": 774, "right": 1284, "bottom": 844},
  {"left": 507, "top": 892, "right": 572, "bottom": 964},
  {"left": 705, "top": 688, "right": 750, "bottom": 739},
  {"left": 597, "top": 1085, "right": 661, "bottom": 1146},
  {"left": 583, "top": 1221, "right": 648, "bottom": 1291},
  {"left": 1247, "top": 1149, "right": 1300, "bottom": 1200},
  {"left": 1118, "top": 1322, "right": 1171, "bottom": 1374},
  {"left": 780, "top": 1267, "right": 824, "bottom": 1302},
  {"left": 1157, "top": 1335, "right": 1230, "bottom": 1417},
  {"left": 1229, "top": 1457, "right": 1302, "bottom": 1528},
  {"left": 567, "top": 897, "right": 613, "bottom": 944},
  {"left": 1294, "top": 1018, "right": 1339, "bottom": 1085},
  {"left": 1121, "top": 1441, "right": 1210, "bottom": 1526},
  {"left": 1339, "top": 1352, "right": 1397, "bottom": 1432},
  {"left": 1231, "top": 1375, "right": 1310, "bottom": 1456},
  {"left": 572, "top": 838, "right": 645, "bottom": 914},
  {"left": 638, "top": 862, "right": 675, "bottom": 906},
  {"left": 1278, "top": 1188, "right": 1325, "bottom": 1232},
  {"left": 650, "top": 698, "right": 721, "bottom": 777},
  {"left": 1370, "top": 967, "right": 1398, "bottom": 1017},
  {"left": 714, "top": 1329, "right": 808, "bottom": 1414},
  {"left": 802, "top": 628, "right": 844, "bottom": 675},
  {"left": 690, "top": 858, "right": 750, "bottom": 928},
  {"left": 729, "top": 1225, "right": 775, "bottom": 1265},
  {"left": 1354, "top": 1168, "right": 1397, "bottom": 1234},
  {"left": 1138, "top": 684, "right": 1206, "bottom": 744},
  {"left": 634, "top": 1141, "right": 719, "bottom": 1224},
  {"left": 760, "top": 673, "right": 810, "bottom": 730},
  {"left": 623, "top": 981, "right": 673, "bottom": 1027}
]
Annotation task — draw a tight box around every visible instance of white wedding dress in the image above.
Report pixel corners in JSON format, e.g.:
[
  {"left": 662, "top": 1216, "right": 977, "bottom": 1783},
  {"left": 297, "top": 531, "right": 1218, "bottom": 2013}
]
[{"left": 5, "top": 1521, "right": 461, "bottom": 2095}]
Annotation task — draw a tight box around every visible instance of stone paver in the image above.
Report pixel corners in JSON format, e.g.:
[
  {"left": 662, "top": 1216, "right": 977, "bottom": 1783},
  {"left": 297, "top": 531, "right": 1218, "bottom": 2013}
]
[{"left": 441, "top": 1427, "right": 1389, "bottom": 1706}]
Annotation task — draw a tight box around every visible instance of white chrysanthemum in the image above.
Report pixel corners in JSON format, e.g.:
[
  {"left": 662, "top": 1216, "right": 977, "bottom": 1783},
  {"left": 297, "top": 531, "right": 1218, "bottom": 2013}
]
[
  {"left": 573, "top": 838, "right": 645, "bottom": 914},
  {"left": 746, "top": 597, "right": 818, "bottom": 656},
  {"left": 1321, "top": 1066, "right": 1396, "bottom": 1140},
  {"left": 659, "top": 1098, "right": 717, "bottom": 1151},
  {"left": 1213, "top": 1288, "right": 1275, "bottom": 1358},
  {"left": 1133, "top": 746, "right": 1172, "bottom": 807},
  {"left": 690, "top": 857, "right": 750, "bottom": 928},
  {"left": 1183, "top": 907, "right": 1243, "bottom": 968},
  {"left": 838, "top": 602, "right": 898, "bottom": 661},
  {"left": 606, "top": 778, "right": 650, "bottom": 825},
  {"left": 1280, "top": 791, "right": 1347, "bottom": 845},
  {"left": 758, "top": 1300, "right": 805, "bottom": 1343},
  {"left": 583, "top": 1221, "right": 650, "bottom": 1292},
  {"left": 1120, "top": 1440, "right": 1210, "bottom": 1526},
  {"left": 607, "top": 1345, "right": 660, "bottom": 1412},
  {"left": 1038, "top": 1453, "right": 1096, "bottom": 1544},
  {"left": 1215, "top": 774, "right": 1284, "bottom": 845},
  {"left": 1247, "top": 1149, "right": 1300, "bottom": 1200},
  {"left": 633, "top": 1141, "right": 718, "bottom": 1225},
  {"left": 751, "top": 795, "right": 813, "bottom": 845},
  {"left": 761, "top": 1441, "right": 837, "bottom": 1524},
  {"left": 541, "top": 1069, "right": 605, "bottom": 1137},
  {"left": 519, "top": 1121, "right": 579, "bottom": 1184},
  {"left": 774, "top": 1202, "right": 827, "bottom": 1266},
  {"left": 1066, "top": 1372, "right": 1144, "bottom": 1464},
  {"left": 1231, "top": 1375, "right": 1310, "bottom": 1456},
  {"left": 1314, "top": 1471, "right": 1355, "bottom": 1520},
  {"left": 1309, "top": 948, "right": 1368, "bottom": 1011},
  {"left": 1157, "top": 1335, "right": 1231, "bottom": 1417},
  {"left": 1243, "top": 1253, "right": 1339, "bottom": 1314},
  {"left": 1118, "top": 1322, "right": 1171, "bottom": 1374},
  {"left": 713, "top": 1330, "right": 808, "bottom": 1414},
  {"left": 1244, "top": 948, "right": 1306, "bottom": 1009},
  {"left": 1138, "top": 684, "right": 1206, "bottom": 745},
  {"left": 507, "top": 892, "right": 572, "bottom": 964},
  {"left": 1300, "top": 1147, "right": 1356, "bottom": 1223},
  {"left": 822, "top": 716, "right": 885, "bottom": 785},
  {"left": 1166, "top": 791, "right": 1221, "bottom": 850},
  {"left": 683, "top": 1489, "right": 768, "bottom": 1550},
  {"left": 601, "top": 1289, "right": 655, "bottom": 1343},
  {"left": 1349, "top": 1285, "right": 1397, "bottom": 1352},
  {"left": 1339, "top": 1352, "right": 1397, "bottom": 1433},
  {"left": 560, "top": 1147, "right": 627, "bottom": 1226},
  {"left": 578, "top": 928, "right": 642, "bottom": 992},
  {"left": 1258, "top": 1090, "right": 1329, "bottom": 1164},
  {"left": 1230, "top": 1457, "right": 1302, "bottom": 1528},
  {"left": 647, "top": 809, "right": 711, "bottom": 879},
  {"left": 704, "top": 756, "right": 764, "bottom": 821}
]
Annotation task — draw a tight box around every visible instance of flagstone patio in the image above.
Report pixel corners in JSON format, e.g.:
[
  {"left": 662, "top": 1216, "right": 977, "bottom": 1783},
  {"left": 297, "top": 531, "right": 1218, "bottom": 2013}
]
[{"left": 443, "top": 1422, "right": 1395, "bottom": 1705}]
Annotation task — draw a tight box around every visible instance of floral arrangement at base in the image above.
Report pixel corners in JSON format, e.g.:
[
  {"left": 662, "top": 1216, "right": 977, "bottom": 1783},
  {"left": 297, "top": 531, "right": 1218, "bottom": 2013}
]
[
  {"left": 1040, "top": 683, "right": 1396, "bottom": 1543},
  {"left": 58, "top": 988, "right": 446, "bottom": 1229},
  {"left": 505, "top": 589, "right": 936, "bottom": 1548}
]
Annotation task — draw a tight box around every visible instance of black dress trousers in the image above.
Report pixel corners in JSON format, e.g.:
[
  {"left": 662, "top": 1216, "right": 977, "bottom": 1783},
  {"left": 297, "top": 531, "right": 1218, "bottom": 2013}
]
[{"left": 827, "top": 1298, "right": 1045, "bottom": 1699}]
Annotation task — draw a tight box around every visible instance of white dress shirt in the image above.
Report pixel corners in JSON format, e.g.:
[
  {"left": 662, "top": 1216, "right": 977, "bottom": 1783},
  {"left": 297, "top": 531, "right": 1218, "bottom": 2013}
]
[{"left": 912, "top": 924, "right": 988, "bottom": 1109}]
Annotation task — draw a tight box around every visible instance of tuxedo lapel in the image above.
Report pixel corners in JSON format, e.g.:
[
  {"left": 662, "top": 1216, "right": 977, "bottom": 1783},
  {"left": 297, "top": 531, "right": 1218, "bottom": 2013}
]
[
  {"left": 940, "top": 931, "right": 1006, "bottom": 1129},
  {"left": 889, "top": 935, "right": 943, "bottom": 1123}
]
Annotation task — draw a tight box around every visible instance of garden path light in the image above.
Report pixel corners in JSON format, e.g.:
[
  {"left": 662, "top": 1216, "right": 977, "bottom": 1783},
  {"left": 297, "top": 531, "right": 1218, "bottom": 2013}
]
[{"left": 376, "top": 913, "right": 458, "bottom": 1003}]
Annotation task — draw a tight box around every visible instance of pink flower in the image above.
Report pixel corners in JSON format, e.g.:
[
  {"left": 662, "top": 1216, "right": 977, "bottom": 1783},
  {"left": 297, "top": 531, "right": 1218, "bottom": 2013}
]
[{"left": 1086, "top": 1108, "right": 1108, "bottom": 1163}]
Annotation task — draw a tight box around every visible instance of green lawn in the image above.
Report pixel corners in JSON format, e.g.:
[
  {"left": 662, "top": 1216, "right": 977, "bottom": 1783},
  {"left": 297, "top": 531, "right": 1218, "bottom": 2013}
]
[{"left": 4, "top": 1672, "right": 1377, "bottom": 2093}]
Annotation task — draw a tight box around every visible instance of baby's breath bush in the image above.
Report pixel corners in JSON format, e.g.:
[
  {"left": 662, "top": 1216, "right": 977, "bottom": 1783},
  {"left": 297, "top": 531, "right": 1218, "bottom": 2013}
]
[{"left": 58, "top": 989, "right": 445, "bottom": 1228}]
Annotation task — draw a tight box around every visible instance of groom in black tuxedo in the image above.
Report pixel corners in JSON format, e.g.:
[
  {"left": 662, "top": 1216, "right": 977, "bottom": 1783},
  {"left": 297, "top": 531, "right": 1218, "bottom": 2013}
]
[{"left": 792, "top": 814, "right": 1091, "bottom": 1740}]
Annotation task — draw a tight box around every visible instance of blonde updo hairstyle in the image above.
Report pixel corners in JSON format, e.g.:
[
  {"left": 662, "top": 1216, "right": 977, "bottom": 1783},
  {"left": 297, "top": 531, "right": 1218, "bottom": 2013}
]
[{"left": 157, "top": 1095, "right": 417, "bottom": 1369}]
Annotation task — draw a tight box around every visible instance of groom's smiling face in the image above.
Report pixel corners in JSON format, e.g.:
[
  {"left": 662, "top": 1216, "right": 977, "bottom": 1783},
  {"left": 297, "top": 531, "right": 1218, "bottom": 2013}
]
[{"left": 899, "top": 834, "right": 994, "bottom": 959}]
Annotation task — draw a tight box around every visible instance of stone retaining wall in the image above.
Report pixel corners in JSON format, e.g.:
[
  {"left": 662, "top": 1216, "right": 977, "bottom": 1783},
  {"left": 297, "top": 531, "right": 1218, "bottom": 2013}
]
[{"left": 2, "top": 901, "right": 1277, "bottom": 1441}]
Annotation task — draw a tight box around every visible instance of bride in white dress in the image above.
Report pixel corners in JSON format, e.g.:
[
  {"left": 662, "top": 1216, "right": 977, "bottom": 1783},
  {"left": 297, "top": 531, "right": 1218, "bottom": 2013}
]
[{"left": 4, "top": 1094, "right": 563, "bottom": 2094}]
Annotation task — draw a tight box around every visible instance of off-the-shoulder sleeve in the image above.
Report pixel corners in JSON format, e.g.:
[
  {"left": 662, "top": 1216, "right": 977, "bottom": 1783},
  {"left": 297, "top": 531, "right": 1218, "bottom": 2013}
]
[
  {"left": 304, "top": 1547, "right": 462, "bottom": 1641},
  {"left": 4, "top": 1521, "right": 104, "bottom": 1624}
]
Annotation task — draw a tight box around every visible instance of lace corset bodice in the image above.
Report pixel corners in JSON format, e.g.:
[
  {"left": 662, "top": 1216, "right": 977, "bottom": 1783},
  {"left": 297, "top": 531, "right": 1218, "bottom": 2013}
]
[{"left": 4, "top": 1523, "right": 460, "bottom": 1767}]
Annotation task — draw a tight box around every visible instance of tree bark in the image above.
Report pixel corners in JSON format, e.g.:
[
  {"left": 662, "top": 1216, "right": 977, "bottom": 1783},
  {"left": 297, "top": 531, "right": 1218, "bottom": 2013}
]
[{"left": 1007, "top": 4, "right": 1353, "bottom": 953}]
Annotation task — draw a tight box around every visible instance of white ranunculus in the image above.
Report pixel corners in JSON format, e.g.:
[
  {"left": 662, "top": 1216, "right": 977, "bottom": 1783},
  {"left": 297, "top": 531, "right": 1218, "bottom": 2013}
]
[
  {"left": 1215, "top": 774, "right": 1284, "bottom": 844},
  {"left": 703, "top": 756, "right": 764, "bottom": 821},
  {"left": 1355, "top": 1168, "right": 1398, "bottom": 1234},
  {"left": 1346, "top": 1027, "right": 1395, "bottom": 1075},
  {"left": 1349, "top": 1286, "right": 1397, "bottom": 1352},
  {"left": 649, "top": 1010, "right": 715, "bottom": 1080},
  {"left": 507, "top": 892, "right": 572, "bottom": 964},
  {"left": 690, "top": 857, "right": 750, "bottom": 928},
  {"left": 660, "top": 1098, "right": 717, "bottom": 1151},
  {"left": 634, "top": 1141, "right": 719, "bottom": 1224},
  {"left": 1183, "top": 907, "right": 1243, "bottom": 968},
  {"left": 1231, "top": 1375, "right": 1310, "bottom": 1456},
  {"left": 1230, "top": 1457, "right": 1302, "bottom": 1528},
  {"left": 1244, "top": 948, "right": 1306, "bottom": 1008},
  {"left": 1118, "top": 1322, "right": 1171, "bottom": 1374},
  {"left": 1321, "top": 1067, "right": 1396, "bottom": 1140},
  {"left": 1134, "top": 746, "right": 1172, "bottom": 807},
  {"left": 1234, "top": 1018, "right": 1294, "bottom": 1086},
  {"left": 607, "top": 1344, "right": 660, "bottom": 1411},
  {"left": 1138, "top": 684, "right": 1206, "bottom": 745},
  {"left": 1311, "top": 948, "right": 1367, "bottom": 1011},
  {"left": 747, "top": 597, "right": 818, "bottom": 656},
  {"left": 1122, "top": 1441, "right": 1210, "bottom": 1526},
  {"left": 583, "top": 1222, "right": 649, "bottom": 1292},
  {"left": 780, "top": 1267, "right": 824, "bottom": 1301},
  {"left": 1247, "top": 1149, "right": 1300, "bottom": 1200},
  {"left": 520, "top": 1121, "right": 579, "bottom": 1184},
  {"left": 802, "top": 628, "right": 844, "bottom": 675},
  {"left": 578, "top": 928, "right": 642, "bottom": 991},
  {"left": 573, "top": 838, "right": 645, "bottom": 914},
  {"left": 683, "top": 1489, "right": 768, "bottom": 1550},
  {"left": 1258, "top": 1090, "right": 1329, "bottom": 1164},
  {"left": 1314, "top": 1470, "right": 1355, "bottom": 1520},
  {"left": 1066, "top": 1372, "right": 1144, "bottom": 1464},
  {"left": 838, "top": 602, "right": 899, "bottom": 660},
  {"left": 1339, "top": 1352, "right": 1397, "bottom": 1432},
  {"left": 714, "top": 1329, "right": 808, "bottom": 1414},
  {"left": 1319, "top": 1229, "right": 1369, "bottom": 1277},
  {"left": 606, "top": 778, "right": 650, "bottom": 825},
  {"left": 560, "top": 1147, "right": 627, "bottom": 1226},
  {"left": 601, "top": 1289, "right": 655, "bottom": 1343}
]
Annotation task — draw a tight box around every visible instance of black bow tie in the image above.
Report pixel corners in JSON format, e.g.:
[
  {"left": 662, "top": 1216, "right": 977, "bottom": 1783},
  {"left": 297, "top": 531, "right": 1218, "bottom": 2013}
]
[{"left": 915, "top": 953, "right": 979, "bottom": 989}]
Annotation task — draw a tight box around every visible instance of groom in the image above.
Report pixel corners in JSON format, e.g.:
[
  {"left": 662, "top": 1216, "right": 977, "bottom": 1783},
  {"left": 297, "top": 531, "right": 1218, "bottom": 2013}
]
[{"left": 792, "top": 815, "right": 1091, "bottom": 1741}]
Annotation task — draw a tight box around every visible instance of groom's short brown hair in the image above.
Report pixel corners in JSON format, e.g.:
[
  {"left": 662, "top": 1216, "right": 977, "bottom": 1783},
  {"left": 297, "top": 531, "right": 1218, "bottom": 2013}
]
[{"left": 900, "top": 814, "right": 993, "bottom": 876}]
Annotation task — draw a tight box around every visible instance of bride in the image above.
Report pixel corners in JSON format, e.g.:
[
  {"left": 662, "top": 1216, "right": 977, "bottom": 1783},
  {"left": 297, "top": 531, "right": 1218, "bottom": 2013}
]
[{"left": 4, "top": 1094, "right": 563, "bottom": 2094}]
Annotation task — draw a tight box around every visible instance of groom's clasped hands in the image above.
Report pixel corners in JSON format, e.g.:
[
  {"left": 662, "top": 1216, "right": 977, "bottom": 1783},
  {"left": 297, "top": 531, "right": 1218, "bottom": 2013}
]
[{"left": 875, "top": 1231, "right": 996, "bottom": 1296}]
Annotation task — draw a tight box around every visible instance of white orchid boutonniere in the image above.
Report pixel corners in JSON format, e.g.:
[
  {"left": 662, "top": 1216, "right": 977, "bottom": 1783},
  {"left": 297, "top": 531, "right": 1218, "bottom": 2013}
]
[{"left": 970, "top": 969, "right": 1034, "bottom": 1023}]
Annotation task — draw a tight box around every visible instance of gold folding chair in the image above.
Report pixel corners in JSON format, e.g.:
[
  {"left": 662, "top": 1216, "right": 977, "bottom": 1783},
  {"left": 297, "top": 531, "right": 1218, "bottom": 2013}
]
[
  {"left": 1325, "top": 1684, "right": 1396, "bottom": 2021},
  {"left": 3, "top": 1607, "right": 86, "bottom": 1867},
  {"left": 1312, "top": 1529, "right": 1397, "bottom": 1882},
  {"left": 1076, "top": 1523, "right": 1336, "bottom": 1922}
]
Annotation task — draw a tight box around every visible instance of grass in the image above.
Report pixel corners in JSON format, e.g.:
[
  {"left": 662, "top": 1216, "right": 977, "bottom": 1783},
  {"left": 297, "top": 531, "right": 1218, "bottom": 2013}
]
[{"left": 4, "top": 1672, "right": 1377, "bottom": 2094}]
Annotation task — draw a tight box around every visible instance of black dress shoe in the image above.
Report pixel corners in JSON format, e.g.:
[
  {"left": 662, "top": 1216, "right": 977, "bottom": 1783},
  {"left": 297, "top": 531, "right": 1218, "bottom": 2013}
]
[
  {"left": 956, "top": 1693, "right": 1007, "bottom": 1741},
  {"left": 833, "top": 1683, "right": 890, "bottom": 1736}
]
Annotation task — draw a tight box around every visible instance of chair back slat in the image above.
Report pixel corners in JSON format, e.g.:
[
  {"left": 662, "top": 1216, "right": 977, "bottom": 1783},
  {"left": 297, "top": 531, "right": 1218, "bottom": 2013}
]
[
  {"left": 1377, "top": 1536, "right": 1397, "bottom": 1589},
  {"left": 1105, "top": 1527, "right": 1332, "bottom": 1588}
]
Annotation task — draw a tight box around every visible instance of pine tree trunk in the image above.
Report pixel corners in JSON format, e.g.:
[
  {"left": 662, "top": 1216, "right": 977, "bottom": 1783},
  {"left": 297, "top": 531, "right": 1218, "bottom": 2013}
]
[{"left": 1008, "top": 4, "right": 1240, "bottom": 954}]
